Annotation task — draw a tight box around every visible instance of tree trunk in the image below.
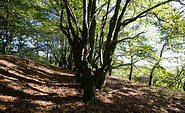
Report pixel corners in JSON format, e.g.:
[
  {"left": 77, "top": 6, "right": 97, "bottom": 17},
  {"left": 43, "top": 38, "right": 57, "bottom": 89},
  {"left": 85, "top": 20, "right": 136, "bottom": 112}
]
[
  {"left": 81, "top": 68, "right": 96, "bottom": 105},
  {"left": 47, "top": 40, "right": 49, "bottom": 60},
  {"left": 149, "top": 42, "right": 166, "bottom": 86},
  {"left": 67, "top": 50, "right": 73, "bottom": 70},
  {"left": 75, "top": 69, "right": 82, "bottom": 83},
  {"left": 82, "top": 68, "right": 107, "bottom": 105},
  {"left": 109, "top": 68, "right": 112, "bottom": 76},
  {"left": 176, "top": 67, "right": 183, "bottom": 89},
  {"left": 129, "top": 64, "right": 133, "bottom": 81},
  {"left": 2, "top": 43, "right": 7, "bottom": 55},
  {"left": 129, "top": 55, "right": 133, "bottom": 81},
  {"left": 75, "top": 61, "right": 107, "bottom": 105},
  {"left": 18, "top": 37, "right": 23, "bottom": 57},
  {"left": 50, "top": 54, "right": 52, "bottom": 64},
  {"left": 94, "top": 69, "right": 107, "bottom": 90},
  {"left": 19, "top": 43, "right": 22, "bottom": 57},
  {"left": 149, "top": 65, "right": 156, "bottom": 86}
]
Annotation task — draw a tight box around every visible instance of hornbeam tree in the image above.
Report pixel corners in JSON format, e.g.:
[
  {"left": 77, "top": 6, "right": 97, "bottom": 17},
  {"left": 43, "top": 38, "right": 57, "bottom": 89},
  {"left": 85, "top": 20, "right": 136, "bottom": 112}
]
[{"left": 58, "top": 0, "right": 183, "bottom": 104}]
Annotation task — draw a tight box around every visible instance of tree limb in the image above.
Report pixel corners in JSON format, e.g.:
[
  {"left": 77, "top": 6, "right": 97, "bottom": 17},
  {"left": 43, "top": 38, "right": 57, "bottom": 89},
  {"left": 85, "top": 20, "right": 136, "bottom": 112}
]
[
  {"left": 112, "top": 60, "right": 138, "bottom": 69},
  {"left": 89, "top": 1, "right": 110, "bottom": 29},
  {"left": 149, "top": 12, "right": 168, "bottom": 22},
  {"left": 121, "top": 0, "right": 174, "bottom": 26},
  {"left": 177, "top": 0, "right": 185, "bottom": 5},
  {"left": 115, "top": 31, "right": 144, "bottom": 44},
  {"left": 63, "top": 0, "right": 80, "bottom": 40}
]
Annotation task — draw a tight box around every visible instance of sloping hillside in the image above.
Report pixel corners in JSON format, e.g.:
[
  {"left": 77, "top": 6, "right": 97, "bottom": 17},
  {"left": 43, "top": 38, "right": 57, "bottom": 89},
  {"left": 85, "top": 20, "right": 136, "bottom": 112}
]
[{"left": 0, "top": 55, "right": 185, "bottom": 113}]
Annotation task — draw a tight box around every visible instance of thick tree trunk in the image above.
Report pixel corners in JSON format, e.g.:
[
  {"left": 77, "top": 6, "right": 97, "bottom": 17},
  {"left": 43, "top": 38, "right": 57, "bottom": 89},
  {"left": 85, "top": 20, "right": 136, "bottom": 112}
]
[
  {"left": 83, "top": 82, "right": 96, "bottom": 105},
  {"left": 82, "top": 68, "right": 107, "bottom": 105},
  {"left": 75, "top": 69, "right": 82, "bottom": 83},
  {"left": 75, "top": 63, "right": 107, "bottom": 105},
  {"left": 83, "top": 78, "right": 96, "bottom": 105},
  {"left": 94, "top": 69, "right": 107, "bottom": 90},
  {"left": 81, "top": 68, "right": 96, "bottom": 105}
]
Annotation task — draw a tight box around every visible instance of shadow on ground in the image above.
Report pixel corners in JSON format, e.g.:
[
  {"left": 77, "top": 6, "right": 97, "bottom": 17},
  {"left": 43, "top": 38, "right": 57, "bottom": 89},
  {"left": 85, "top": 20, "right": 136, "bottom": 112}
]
[{"left": 0, "top": 55, "right": 185, "bottom": 113}]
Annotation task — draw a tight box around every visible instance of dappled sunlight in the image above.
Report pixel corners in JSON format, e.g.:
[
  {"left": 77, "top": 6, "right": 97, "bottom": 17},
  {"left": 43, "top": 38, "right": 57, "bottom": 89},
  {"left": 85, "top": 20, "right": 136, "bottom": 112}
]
[
  {"left": 0, "top": 55, "right": 185, "bottom": 112},
  {"left": 0, "top": 95, "right": 18, "bottom": 102},
  {"left": 0, "top": 60, "right": 17, "bottom": 68},
  {"left": 88, "top": 76, "right": 185, "bottom": 112},
  {"left": 0, "top": 55, "right": 84, "bottom": 112}
]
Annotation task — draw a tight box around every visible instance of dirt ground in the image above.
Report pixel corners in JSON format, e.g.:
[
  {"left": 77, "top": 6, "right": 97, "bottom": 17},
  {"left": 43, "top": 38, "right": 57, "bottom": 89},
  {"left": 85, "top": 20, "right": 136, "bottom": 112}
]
[{"left": 0, "top": 55, "right": 185, "bottom": 113}]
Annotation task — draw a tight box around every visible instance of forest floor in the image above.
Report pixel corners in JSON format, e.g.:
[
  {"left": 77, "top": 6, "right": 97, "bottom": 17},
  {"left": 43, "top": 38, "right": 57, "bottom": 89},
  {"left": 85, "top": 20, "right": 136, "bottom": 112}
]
[{"left": 0, "top": 55, "right": 185, "bottom": 113}]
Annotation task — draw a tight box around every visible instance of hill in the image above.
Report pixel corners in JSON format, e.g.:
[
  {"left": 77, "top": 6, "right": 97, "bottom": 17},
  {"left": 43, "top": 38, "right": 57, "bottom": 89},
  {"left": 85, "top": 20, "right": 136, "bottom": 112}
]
[{"left": 0, "top": 55, "right": 185, "bottom": 113}]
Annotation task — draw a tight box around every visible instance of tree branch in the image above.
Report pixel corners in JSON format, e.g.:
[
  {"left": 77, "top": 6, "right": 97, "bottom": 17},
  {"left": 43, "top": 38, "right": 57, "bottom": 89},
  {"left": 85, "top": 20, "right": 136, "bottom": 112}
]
[
  {"left": 66, "top": 6, "right": 78, "bottom": 39},
  {"left": 122, "top": 0, "right": 173, "bottom": 26},
  {"left": 63, "top": 0, "right": 80, "bottom": 40},
  {"left": 89, "top": 1, "right": 109, "bottom": 29},
  {"left": 115, "top": 31, "right": 144, "bottom": 44},
  {"left": 103, "top": 0, "right": 121, "bottom": 64},
  {"left": 59, "top": 2, "right": 74, "bottom": 47},
  {"left": 83, "top": 0, "right": 88, "bottom": 38},
  {"left": 106, "top": 0, "right": 121, "bottom": 45},
  {"left": 112, "top": 60, "right": 138, "bottom": 69},
  {"left": 149, "top": 12, "right": 168, "bottom": 22},
  {"left": 118, "top": 0, "right": 131, "bottom": 23},
  {"left": 177, "top": 0, "right": 185, "bottom": 5}
]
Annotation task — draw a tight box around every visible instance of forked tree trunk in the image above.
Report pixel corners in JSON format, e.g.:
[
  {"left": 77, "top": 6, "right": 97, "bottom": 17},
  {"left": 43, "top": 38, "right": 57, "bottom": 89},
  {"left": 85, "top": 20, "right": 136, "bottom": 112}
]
[
  {"left": 82, "top": 68, "right": 107, "bottom": 105},
  {"left": 75, "top": 62, "right": 107, "bottom": 105}
]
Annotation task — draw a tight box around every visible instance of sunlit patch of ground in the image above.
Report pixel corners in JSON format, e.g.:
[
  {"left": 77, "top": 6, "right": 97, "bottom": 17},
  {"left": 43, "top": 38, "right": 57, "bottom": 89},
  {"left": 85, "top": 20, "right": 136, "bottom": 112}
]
[{"left": 0, "top": 55, "right": 185, "bottom": 113}]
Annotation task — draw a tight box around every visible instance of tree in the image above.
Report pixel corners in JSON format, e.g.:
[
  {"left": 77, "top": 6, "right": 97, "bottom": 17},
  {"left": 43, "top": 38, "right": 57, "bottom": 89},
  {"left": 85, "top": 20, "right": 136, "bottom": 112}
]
[
  {"left": 148, "top": 2, "right": 185, "bottom": 86},
  {"left": 149, "top": 41, "right": 166, "bottom": 86},
  {"left": 0, "top": 0, "right": 16, "bottom": 54},
  {"left": 58, "top": 0, "right": 183, "bottom": 104},
  {"left": 113, "top": 29, "right": 154, "bottom": 81},
  {"left": 0, "top": 0, "right": 44, "bottom": 55}
]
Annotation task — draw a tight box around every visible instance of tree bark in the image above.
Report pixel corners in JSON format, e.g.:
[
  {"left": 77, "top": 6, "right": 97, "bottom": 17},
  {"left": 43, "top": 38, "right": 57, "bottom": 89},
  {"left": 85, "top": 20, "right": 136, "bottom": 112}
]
[
  {"left": 149, "top": 64, "right": 156, "bottom": 86},
  {"left": 94, "top": 69, "right": 107, "bottom": 90},
  {"left": 82, "top": 69, "right": 96, "bottom": 105},
  {"left": 109, "top": 68, "right": 112, "bottom": 76},
  {"left": 129, "top": 55, "right": 133, "bottom": 81}
]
